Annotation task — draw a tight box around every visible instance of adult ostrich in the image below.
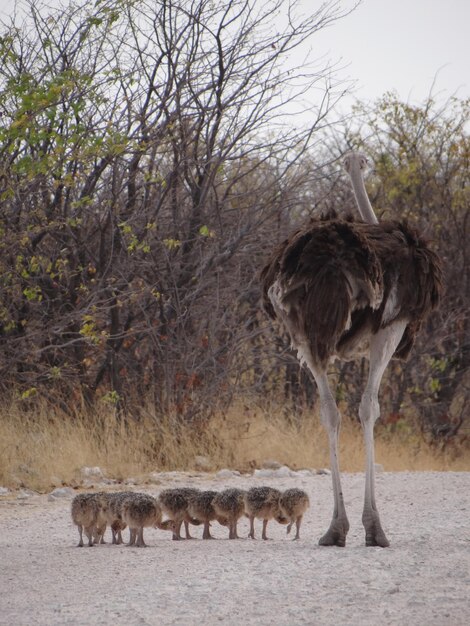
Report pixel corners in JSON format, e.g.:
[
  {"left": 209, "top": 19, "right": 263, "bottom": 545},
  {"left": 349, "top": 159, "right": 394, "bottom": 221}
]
[{"left": 261, "top": 152, "right": 442, "bottom": 547}]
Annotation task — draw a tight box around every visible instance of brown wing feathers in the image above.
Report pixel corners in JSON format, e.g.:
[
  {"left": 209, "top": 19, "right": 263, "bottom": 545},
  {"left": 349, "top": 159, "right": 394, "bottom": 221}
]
[
  {"left": 261, "top": 216, "right": 442, "bottom": 365},
  {"left": 262, "top": 219, "right": 383, "bottom": 364}
]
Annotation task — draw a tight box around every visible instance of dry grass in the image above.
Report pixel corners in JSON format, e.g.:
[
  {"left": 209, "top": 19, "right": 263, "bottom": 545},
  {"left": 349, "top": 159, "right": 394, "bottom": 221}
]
[
  {"left": 217, "top": 403, "right": 469, "bottom": 473},
  {"left": 0, "top": 399, "right": 468, "bottom": 492}
]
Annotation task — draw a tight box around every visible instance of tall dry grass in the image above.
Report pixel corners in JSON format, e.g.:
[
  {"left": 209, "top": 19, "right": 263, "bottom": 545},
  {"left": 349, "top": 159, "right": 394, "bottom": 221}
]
[{"left": 0, "top": 399, "right": 468, "bottom": 492}]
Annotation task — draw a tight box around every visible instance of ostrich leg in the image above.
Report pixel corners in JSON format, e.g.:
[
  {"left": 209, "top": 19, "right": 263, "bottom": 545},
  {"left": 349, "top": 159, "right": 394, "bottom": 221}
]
[
  {"left": 310, "top": 366, "right": 350, "bottom": 547},
  {"left": 172, "top": 520, "right": 183, "bottom": 541},
  {"left": 136, "top": 526, "right": 147, "bottom": 548},
  {"left": 184, "top": 519, "right": 195, "bottom": 539},
  {"left": 293, "top": 515, "right": 303, "bottom": 540},
  {"left": 359, "top": 320, "right": 407, "bottom": 547}
]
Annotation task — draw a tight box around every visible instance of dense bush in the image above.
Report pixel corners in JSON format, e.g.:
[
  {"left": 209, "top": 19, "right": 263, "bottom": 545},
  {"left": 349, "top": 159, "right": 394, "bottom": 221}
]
[
  {"left": 0, "top": 1, "right": 468, "bottom": 444},
  {"left": 0, "top": 0, "right": 343, "bottom": 416}
]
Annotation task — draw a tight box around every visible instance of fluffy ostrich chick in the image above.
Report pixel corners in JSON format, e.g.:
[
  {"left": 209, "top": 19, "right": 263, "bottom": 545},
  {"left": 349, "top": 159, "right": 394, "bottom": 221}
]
[
  {"left": 277, "top": 488, "right": 310, "bottom": 540},
  {"left": 158, "top": 488, "right": 202, "bottom": 540},
  {"left": 244, "top": 486, "right": 284, "bottom": 540},
  {"left": 120, "top": 493, "right": 174, "bottom": 547},
  {"left": 187, "top": 490, "right": 228, "bottom": 539},
  {"left": 213, "top": 488, "right": 247, "bottom": 539}
]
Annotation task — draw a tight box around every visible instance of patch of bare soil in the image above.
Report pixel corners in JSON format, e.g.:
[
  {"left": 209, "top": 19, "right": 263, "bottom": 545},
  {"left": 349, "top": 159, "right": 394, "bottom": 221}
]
[{"left": 0, "top": 472, "right": 469, "bottom": 625}]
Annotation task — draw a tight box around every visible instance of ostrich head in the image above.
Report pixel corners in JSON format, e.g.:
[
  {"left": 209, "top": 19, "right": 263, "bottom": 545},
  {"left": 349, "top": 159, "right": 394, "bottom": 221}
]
[{"left": 343, "top": 151, "right": 369, "bottom": 174}]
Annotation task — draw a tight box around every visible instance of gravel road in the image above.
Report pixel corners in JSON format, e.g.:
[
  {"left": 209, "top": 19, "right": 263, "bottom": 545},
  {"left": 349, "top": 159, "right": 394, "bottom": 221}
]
[{"left": 0, "top": 471, "right": 469, "bottom": 625}]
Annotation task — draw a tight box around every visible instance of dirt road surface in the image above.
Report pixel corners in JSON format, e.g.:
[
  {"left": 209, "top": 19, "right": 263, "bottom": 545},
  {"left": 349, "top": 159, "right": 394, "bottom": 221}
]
[{"left": 1, "top": 471, "right": 469, "bottom": 625}]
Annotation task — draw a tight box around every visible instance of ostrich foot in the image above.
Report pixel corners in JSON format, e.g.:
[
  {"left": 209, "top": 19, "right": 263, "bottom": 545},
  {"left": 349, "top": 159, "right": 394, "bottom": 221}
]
[
  {"left": 319, "top": 518, "right": 349, "bottom": 547},
  {"left": 363, "top": 511, "right": 390, "bottom": 547}
]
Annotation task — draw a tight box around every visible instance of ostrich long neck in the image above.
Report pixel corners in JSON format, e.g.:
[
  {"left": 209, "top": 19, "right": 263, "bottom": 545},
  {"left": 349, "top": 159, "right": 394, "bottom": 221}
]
[{"left": 348, "top": 163, "right": 379, "bottom": 225}]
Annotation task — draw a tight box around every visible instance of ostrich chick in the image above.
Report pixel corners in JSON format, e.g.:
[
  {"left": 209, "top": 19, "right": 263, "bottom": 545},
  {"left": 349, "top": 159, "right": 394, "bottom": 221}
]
[
  {"left": 187, "top": 490, "right": 226, "bottom": 539},
  {"left": 120, "top": 493, "right": 174, "bottom": 547},
  {"left": 277, "top": 488, "right": 310, "bottom": 540},
  {"left": 213, "top": 488, "right": 246, "bottom": 539},
  {"left": 71, "top": 493, "right": 107, "bottom": 547},
  {"left": 108, "top": 492, "right": 133, "bottom": 544},
  {"left": 158, "top": 488, "right": 202, "bottom": 540},
  {"left": 244, "top": 486, "right": 283, "bottom": 540},
  {"left": 96, "top": 491, "right": 135, "bottom": 545}
]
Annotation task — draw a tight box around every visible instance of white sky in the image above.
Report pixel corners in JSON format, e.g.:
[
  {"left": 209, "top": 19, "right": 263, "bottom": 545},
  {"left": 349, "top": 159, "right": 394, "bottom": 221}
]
[
  {"left": 309, "top": 0, "right": 470, "bottom": 106},
  {"left": 0, "top": 0, "right": 468, "bottom": 107}
]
